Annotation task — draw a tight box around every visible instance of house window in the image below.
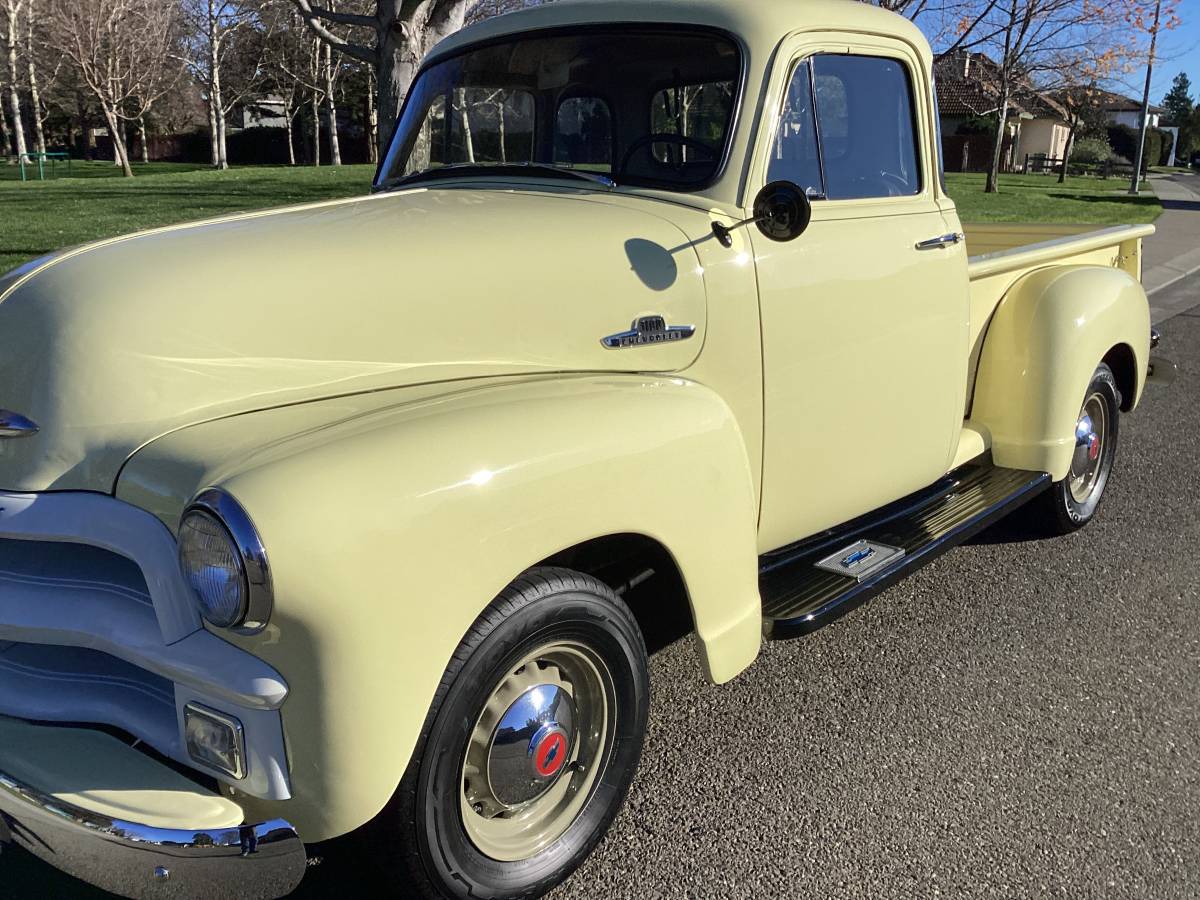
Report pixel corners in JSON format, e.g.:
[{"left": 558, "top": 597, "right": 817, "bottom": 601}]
[{"left": 769, "top": 54, "right": 922, "bottom": 200}]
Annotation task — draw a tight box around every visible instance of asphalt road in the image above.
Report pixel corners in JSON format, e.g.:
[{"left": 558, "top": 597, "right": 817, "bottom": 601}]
[{"left": 3, "top": 275, "right": 1199, "bottom": 900}]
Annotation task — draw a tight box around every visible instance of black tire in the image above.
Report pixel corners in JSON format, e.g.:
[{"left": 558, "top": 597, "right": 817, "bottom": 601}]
[
  {"left": 375, "top": 567, "right": 649, "bottom": 899},
  {"left": 1031, "top": 363, "right": 1121, "bottom": 535}
]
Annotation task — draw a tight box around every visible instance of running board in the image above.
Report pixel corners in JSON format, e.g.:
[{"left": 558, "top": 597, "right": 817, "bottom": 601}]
[{"left": 760, "top": 464, "right": 1051, "bottom": 640}]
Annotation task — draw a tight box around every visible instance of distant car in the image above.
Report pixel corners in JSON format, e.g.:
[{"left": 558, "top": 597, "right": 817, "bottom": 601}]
[{"left": 1191, "top": 150, "right": 1200, "bottom": 170}]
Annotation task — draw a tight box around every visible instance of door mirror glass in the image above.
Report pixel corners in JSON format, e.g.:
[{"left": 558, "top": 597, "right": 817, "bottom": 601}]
[{"left": 753, "top": 181, "right": 812, "bottom": 242}]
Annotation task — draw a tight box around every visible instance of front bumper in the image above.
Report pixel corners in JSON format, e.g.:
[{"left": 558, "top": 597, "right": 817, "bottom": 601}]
[{"left": 0, "top": 716, "right": 306, "bottom": 899}]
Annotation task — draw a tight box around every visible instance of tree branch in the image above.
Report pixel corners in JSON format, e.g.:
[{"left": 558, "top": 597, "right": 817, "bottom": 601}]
[
  {"left": 302, "top": 4, "right": 376, "bottom": 29},
  {"left": 290, "top": 0, "right": 377, "bottom": 64}
]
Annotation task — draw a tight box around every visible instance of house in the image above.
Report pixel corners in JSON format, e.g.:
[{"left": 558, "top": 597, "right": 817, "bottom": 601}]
[
  {"left": 1086, "top": 88, "right": 1164, "bottom": 129},
  {"left": 934, "top": 52, "right": 1071, "bottom": 172},
  {"left": 229, "top": 96, "right": 290, "bottom": 131}
]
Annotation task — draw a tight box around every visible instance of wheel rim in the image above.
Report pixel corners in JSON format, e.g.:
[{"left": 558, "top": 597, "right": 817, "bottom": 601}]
[
  {"left": 1069, "top": 392, "right": 1108, "bottom": 504},
  {"left": 460, "top": 641, "right": 615, "bottom": 862}
]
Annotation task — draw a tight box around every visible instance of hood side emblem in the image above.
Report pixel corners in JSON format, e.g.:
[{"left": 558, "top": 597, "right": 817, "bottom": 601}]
[
  {"left": 602, "top": 316, "right": 696, "bottom": 349},
  {"left": 0, "top": 410, "right": 39, "bottom": 439}
]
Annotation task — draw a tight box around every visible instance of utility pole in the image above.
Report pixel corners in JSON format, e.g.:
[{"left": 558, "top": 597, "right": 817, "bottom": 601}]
[{"left": 1129, "top": 0, "right": 1162, "bottom": 195}]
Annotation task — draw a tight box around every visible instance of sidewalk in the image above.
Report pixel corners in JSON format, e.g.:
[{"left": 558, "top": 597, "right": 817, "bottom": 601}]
[{"left": 1143, "top": 173, "right": 1200, "bottom": 320}]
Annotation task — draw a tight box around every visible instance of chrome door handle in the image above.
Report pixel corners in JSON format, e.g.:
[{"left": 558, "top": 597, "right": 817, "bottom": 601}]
[{"left": 915, "top": 232, "right": 964, "bottom": 250}]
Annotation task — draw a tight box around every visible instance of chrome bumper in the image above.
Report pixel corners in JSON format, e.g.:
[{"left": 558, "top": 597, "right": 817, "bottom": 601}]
[{"left": 0, "top": 768, "right": 306, "bottom": 899}]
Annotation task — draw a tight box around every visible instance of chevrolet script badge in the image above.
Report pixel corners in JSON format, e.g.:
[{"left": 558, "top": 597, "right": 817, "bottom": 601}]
[{"left": 601, "top": 316, "right": 696, "bottom": 349}]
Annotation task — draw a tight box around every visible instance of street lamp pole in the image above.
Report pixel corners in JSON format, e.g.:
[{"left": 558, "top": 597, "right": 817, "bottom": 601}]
[{"left": 1129, "top": 0, "right": 1163, "bottom": 195}]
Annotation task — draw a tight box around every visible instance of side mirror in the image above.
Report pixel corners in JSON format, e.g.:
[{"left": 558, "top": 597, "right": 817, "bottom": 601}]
[{"left": 712, "top": 181, "right": 812, "bottom": 248}]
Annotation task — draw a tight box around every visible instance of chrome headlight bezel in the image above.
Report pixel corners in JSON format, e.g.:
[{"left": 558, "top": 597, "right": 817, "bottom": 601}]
[{"left": 179, "top": 488, "right": 273, "bottom": 634}]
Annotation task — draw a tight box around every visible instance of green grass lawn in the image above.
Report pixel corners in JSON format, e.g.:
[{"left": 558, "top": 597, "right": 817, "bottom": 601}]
[
  {"left": 945, "top": 172, "right": 1161, "bottom": 225},
  {"left": 1, "top": 161, "right": 374, "bottom": 274},
  {"left": 0, "top": 162, "right": 1164, "bottom": 275}
]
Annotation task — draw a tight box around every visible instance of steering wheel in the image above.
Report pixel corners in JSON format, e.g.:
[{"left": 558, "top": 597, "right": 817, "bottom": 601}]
[
  {"left": 849, "top": 170, "right": 910, "bottom": 197},
  {"left": 617, "top": 133, "right": 719, "bottom": 178}
]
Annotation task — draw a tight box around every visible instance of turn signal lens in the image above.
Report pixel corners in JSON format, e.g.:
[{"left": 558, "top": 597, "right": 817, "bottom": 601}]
[
  {"left": 179, "top": 510, "right": 248, "bottom": 628},
  {"left": 184, "top": 703, "right": 246, "bottom": 779}
]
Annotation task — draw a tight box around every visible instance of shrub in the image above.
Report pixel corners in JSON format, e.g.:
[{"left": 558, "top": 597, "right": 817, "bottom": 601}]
[
  {"left": 1106, "top": 124, "right": 1170, "bottom": 171},
  {"left": 1070, "top": 137, "right": 1112, "bottom": 164}
]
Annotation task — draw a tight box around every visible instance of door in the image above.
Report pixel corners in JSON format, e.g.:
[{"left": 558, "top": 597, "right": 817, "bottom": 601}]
[{"left": 753, "top": 37, "right": 969, "bottom": 552}]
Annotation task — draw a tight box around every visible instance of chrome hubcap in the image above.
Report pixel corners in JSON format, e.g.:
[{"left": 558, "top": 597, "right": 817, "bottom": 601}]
[
  {"left": 1070, "top": 394, "right": 1107, "bottom": 503},
  {"left": 460, "top": 643, "right": 614, "bottom": 862},
  {"left": 486, "top": 684, "right": 577, "bottom": 807}
]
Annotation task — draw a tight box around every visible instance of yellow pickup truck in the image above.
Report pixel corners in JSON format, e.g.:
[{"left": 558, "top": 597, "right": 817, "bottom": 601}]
[{"left": 0, "top": 1, "right": 1173, "bottom": 898}]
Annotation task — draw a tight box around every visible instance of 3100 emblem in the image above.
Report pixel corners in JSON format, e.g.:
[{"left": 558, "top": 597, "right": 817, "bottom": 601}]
[{"left": 601, "top": 316, "right": 696, "bottom": 349}]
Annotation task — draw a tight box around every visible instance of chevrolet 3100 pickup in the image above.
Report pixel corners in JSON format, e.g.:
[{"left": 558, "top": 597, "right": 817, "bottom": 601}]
[{"left": 0, "top": 1, "right": 1174, "bottom": 898}]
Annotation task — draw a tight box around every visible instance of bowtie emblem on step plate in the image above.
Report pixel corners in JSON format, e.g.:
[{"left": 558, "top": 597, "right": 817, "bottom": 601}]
[{"left": 814, "top": 540, "right": 905, "bottom": 583}]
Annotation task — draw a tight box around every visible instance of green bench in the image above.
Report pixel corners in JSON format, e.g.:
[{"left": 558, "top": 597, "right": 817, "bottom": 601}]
[{"left": 17, "top": 152, "right": 72, "bottom": 182}]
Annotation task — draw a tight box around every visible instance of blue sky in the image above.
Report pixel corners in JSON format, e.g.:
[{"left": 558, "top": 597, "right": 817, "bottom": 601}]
[{"left": 1148, "top": 13, "right": 1200, "bottom": 105}]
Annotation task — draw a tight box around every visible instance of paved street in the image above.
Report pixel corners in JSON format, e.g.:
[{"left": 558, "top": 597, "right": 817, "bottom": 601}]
[
  {"left": 1145, "top": 172, "right": 1200, "bottom": 319},
  {"left": 2, "top": 277, "right": 1198, "bottom": 900}
]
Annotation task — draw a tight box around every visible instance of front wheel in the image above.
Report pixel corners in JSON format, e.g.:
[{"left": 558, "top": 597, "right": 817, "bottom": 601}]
[
  {"left": 380, "top": 568, "right": 649, "bottom": 899},
  {"left": 1033, "top": 362, "right": 1121, "bottom": 535}
]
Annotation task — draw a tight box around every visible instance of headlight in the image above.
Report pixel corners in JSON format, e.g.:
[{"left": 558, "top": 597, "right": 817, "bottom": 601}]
[{"left": 178, "top": 489, "right": 272, "bottom": 633}]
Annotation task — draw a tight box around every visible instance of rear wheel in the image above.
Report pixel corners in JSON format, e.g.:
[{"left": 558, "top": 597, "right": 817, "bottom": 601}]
[
  {"left": 380, "top": 568, "right": 649, "bottom": 899},
  {"left": 1033, "top": 363, "right": 1121, "bottom": 535}
]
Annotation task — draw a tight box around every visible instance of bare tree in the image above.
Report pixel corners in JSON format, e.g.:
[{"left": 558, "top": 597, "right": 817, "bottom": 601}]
[
  {"left": 320, "top": 14, "right": 341, "bottom": 165},
  {"left": 261, "top": 4, "right": 311, "bottom": 164},
  {"left": 47, "top": 0, "right": 183, "bottom": 176},
  {"left": 182, "top": 0, "right": 272, "bottom": 169},
  {"left": 288, "top": 0, "right": 472, "bottom": 159},
  {"left": 967, "top": 0, "right": 1128, "bottom": 193},
  {"left": 2, "top": 0, "right": 29, "bottom": 161},
  {"left": 25, "top": 0, "right": 51, "bottom": 154}
]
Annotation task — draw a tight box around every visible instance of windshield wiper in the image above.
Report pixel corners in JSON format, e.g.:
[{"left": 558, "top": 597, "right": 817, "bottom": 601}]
[{"left": 383, "top": 162, "right": 617, "bottom": 192}]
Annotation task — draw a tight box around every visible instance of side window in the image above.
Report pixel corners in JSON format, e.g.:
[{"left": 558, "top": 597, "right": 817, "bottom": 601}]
[
  {"left": 766, "top": 60, "right": 824, "bottom": 198},
  {"left": 812, "top": 55, "right": 921, "bottom": 200},
  {"left": 650, "top": 81, "right": 734, "bottom": 167},
  {"left": 555, "top": 97, "right": 613, "bottom": 170}
]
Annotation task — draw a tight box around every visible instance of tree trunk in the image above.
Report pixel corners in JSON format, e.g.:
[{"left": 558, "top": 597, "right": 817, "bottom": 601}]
[
  {"left": 311, "top": 90, "right": 321, "bottom": 166},
  {"left": 366, "top": 69, "right": 378, "bottom": 165},
  {"left": 985, "top": 77, "right": 1011, "bottom": 194},
  {"left": 217, "top": 104, "right": 228, "bottom": 169},
  {"left": 0, "top": 78, "right": 13, "bottom": 159},
  {"left": 323, "top": 41, "right": 341, "bottom": 166},
  {"left": 1057, "top": 122, "right": 1076, "bottom": 184},
  {"left": 25, "top": 1, "right": 44, "bottom": 155},
  {"left": 4, "top": 4, "right": 28, "bottom": 163},
  {"left": 285, "top": 101, "right": 296, "bottom": 166},
  {"left": 455, "top": 87, "right": 474, "bottom": 162},
  {"left": 207, "top": 0, "right": 228, "bottom": 170},
  {"left": 375, "top": 23, "right": 414, "bottom": 163},
  {"left": 138, "top": 115, "right": 149, "bottom": 164},
  {"left": 102, "top": 105, "right": 133, "bottom": 177}
]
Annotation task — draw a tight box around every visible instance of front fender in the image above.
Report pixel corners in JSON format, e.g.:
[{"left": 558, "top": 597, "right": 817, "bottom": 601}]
[
  {"left": 971, "top": 265, "right": 1150, "bottom": 480},
  {"left": 119, "top": 375, "right": 761, "bottom": 842}
]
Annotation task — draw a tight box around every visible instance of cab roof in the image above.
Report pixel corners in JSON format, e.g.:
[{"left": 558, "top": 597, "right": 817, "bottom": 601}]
[{"left": 430, "top": 0, "right": 932, "bottom": 68}]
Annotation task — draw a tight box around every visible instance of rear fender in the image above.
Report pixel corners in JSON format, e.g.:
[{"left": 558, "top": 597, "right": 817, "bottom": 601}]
[{"left": 971, "top": 265, "right": 1150, "bottom": 480}]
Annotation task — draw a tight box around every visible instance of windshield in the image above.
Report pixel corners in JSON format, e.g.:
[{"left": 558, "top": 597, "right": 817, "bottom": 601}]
[{"left": 377, "top": 27, "right": 742, "bottom": 192}]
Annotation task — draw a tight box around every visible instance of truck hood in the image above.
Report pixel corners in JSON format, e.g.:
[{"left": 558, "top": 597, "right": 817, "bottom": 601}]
[{"left": 0, "top": 186, "right": 706, "bottom": 492}]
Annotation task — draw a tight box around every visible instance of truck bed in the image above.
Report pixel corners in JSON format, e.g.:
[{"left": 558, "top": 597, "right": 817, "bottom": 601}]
[{"left": 962, "top": 222, "right": 1155, "bottom": 414}]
